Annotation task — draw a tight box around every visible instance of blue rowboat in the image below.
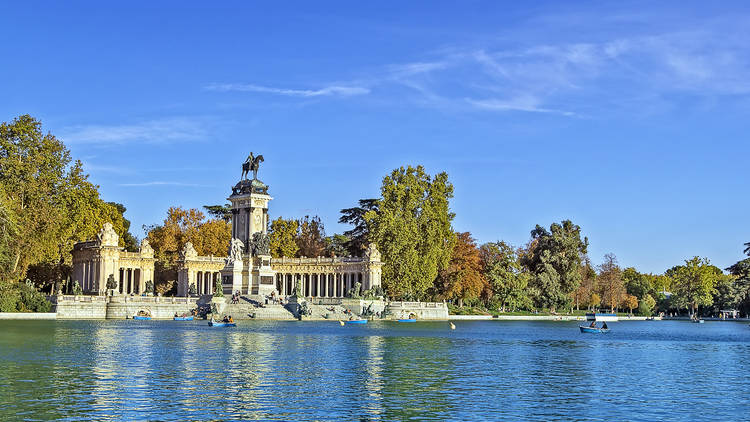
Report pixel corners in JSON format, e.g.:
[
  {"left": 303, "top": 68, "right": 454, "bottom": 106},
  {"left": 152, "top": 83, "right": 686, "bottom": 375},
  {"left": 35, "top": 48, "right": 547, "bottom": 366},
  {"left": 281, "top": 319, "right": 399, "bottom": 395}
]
[
  {"left": 132, "top": 315, "right": 151, "bottom": 320},
  {"left": 397, "top": 319, "right": 417, "bottom": 323},
  {"left": 579, "top": 325, "right": 609, "bottom": 334},
  {"left": 345, "top": 319, "right": 367, "bottom": 324},
  {"left": 174, "top": 316, "right": 194, "bottom": 321},
  {"left": 209, "top": 321, "right": 236, "bottom": 327}
]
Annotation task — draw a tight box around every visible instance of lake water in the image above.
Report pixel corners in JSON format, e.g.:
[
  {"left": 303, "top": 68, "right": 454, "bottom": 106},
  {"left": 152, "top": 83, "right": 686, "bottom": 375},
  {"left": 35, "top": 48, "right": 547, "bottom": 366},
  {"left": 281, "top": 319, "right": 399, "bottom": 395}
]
[{"left": 1, "top": 320, "right": 748, "bottom": 421}]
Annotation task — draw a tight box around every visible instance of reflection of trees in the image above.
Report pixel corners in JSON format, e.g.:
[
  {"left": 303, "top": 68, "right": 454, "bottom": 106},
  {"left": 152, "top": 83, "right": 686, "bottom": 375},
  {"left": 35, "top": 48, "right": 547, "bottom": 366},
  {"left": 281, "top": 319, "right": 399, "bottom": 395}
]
[{"left": 380, "top": 335, "right": 454, "bottom": 420}]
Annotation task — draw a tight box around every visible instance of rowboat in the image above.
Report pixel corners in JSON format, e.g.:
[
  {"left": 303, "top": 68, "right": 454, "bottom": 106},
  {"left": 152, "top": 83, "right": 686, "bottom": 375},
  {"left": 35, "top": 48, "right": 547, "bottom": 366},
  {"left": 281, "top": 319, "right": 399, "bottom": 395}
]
[
  {"left": 174, "top": 316, "right": 194, "bottom": 321},
  {"left": 692, "top": 319, "right": 705, "bottom": 324},
  {"left": 132, "top": 315, "right": 151, "bottom": 320},
  {"left": 209, "top": 320, "right": 236, "bottom": 327},
  {"left": 397, "top": 319, "right": 417, "bottom": 323},
  {"left": 345, "top": 319, "right": 367, "bottom": 324},
  {"left": 579, "top": 325, "right": 609, "bottom": 333}
]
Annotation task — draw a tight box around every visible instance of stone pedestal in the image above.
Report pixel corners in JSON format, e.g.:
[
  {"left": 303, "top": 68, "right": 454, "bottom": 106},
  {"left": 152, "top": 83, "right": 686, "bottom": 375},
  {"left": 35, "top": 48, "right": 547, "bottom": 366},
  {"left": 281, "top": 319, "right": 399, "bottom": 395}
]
[
  {"left": 221, "top": 259, "right": 244, "bottom": 296},
  {"left": 252, "top": 254, "right": 276, "bottom": 297}
]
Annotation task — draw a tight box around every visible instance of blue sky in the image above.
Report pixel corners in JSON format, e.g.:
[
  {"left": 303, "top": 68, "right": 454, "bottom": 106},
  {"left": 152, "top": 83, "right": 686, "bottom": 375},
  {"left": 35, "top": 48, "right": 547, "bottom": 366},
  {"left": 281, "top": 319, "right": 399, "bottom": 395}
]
[{"left": 1, "top": 1, "right": 748, "bottom": 273}]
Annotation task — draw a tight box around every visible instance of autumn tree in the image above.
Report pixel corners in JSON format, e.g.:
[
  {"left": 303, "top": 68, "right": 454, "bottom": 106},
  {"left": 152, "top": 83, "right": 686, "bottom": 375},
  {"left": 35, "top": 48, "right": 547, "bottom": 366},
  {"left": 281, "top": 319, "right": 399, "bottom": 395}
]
[
  {"left": 436, "top": 232, "right": 486, "bottom": 307},
  {"left": 296, "top": 215, "right": 326, "bottom": 257},
  {"left": 368, "top": 166, "right": 455, "bottom": 300},
  {"left": 145, "top": 207, "right": 230, "bottom": 292},
  {"left": 521, "top": 220, "right": 588, "bottom": 312},
  {"left": 572, "top": 255, "right": 596, "bottom": 311},
  {"left": 597, "top": 253, "right": 626, "bottom": 312},
  {"left": 339, "top": 198, "right": 379, "bottom": 256},
  {"left": 269, "top": 217, "right": 299, "bottom": 258},
  {"left": 622, "top": 294, "right": 638, "bottom": 314},
  {"left": 481, "top": 241, "right": 531, "bottom": 312}
]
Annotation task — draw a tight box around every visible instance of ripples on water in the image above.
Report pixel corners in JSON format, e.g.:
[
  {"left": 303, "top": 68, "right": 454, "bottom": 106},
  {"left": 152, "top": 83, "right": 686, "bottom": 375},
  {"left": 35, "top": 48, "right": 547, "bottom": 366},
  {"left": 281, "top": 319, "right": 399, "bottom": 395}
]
[{"left": 0, "top": 320, "right": 748, "bottom": 421}]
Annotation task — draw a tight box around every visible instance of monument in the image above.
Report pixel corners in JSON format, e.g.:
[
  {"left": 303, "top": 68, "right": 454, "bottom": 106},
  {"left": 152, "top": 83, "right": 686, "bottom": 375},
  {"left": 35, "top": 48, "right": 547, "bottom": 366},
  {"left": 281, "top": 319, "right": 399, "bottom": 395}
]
[{"left": 220, "top": 152, "right": 276, "bottom": 297}]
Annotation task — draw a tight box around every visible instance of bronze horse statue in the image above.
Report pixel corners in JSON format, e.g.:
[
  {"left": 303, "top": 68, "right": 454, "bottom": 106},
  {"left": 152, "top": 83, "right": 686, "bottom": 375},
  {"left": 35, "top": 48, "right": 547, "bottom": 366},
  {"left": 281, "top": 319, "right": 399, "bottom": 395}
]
[{"left": 241, "top": 153, "right": 264, "bottom": 180}]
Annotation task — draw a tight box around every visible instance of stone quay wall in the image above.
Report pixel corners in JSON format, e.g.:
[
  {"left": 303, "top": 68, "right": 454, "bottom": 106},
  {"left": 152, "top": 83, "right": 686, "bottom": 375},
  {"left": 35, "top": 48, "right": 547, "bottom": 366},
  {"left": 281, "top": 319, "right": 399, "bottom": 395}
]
[
  {"left": 386, "top": 301, "right": 449, "bottom": 320},
  {"left": 0, "top": 312, "right": 58, "bottom": 320},
  {"left": 51, "top": 295, "right": 211, "bottom": 320}
]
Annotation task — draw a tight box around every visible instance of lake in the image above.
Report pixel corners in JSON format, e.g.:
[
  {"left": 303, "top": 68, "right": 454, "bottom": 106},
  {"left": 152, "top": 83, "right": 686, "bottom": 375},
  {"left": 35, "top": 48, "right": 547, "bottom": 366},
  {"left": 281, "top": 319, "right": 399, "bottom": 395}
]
[{"left": 1, "top": 320, "right": 748, "bottom": 421}]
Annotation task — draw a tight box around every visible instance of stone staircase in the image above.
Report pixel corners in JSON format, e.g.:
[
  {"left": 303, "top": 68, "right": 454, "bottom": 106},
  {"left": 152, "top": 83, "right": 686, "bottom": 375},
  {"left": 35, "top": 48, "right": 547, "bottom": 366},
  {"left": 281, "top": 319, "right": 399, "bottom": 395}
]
[
  {"left": 220, "top": 296, "right": 297, "bottom": 320},
  {"left": 306, "top": 303, "right": 360, "bottom": 320}
]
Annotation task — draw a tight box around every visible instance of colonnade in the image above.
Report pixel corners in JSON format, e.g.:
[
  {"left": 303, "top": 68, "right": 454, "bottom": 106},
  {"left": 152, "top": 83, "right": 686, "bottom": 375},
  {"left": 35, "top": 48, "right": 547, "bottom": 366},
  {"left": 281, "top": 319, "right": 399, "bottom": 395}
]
[
  {"left": 195, "top": 271, "right": 222, "bottom": 295},
  {"left": 274, "top": 272, "right": 364, "bottom": 298},
  {"left": 78, "top": 260, "right": 100, "bottom": 293},
  {"left": 118, "top": 267, "right": 141, "bottom": 295}
]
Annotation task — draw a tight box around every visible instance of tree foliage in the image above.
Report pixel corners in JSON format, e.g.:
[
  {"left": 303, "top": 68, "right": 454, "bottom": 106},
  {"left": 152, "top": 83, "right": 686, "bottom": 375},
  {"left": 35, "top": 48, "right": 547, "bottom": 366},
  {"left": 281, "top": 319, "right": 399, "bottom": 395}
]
[
  {"left": 521, "top": 220, "right": 588, "bottom": 312},
  {"left": 0, "top": 115, "right": 134, "bottom": 291},
  {"left": 269, "top": 217, "right": 299, "bottom": 258},
  {"left": 436, "top": 232, "right": 486, "bottom": 306},
  {"left": 324, "top": 234, "right": 350, "bottom": 257},
  {"left": 667, "top": 257, "right": 720, "bottom": 313},
  {"left": 339, "top": 198, "right": 379, "bottom": 256},
  {"left": 368, "top": 165, "right": 455, "bottom": 300},
  {"left": 481, "top": 241, "right": 531, "bottom": 311},
  {"left": 296, "top": 215, "right": 326, "bottom": 258},
  {"left": 203, "top": 204, "right": 232, "bottom": 223},
  {"left": 597, "top": 253, "right": 626, "bottom": 312}
]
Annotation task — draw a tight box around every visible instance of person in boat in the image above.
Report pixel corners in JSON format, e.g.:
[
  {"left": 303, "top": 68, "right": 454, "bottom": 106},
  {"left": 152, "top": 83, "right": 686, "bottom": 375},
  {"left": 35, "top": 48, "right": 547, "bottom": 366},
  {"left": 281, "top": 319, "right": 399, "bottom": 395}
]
[
  {"left": 174, "top": 312, "right": 179, "bottom": 318},
  {"left": 228, "top": 315, "right": 234, "bottom": 323},
  {"left": 602, "top": 322, "right": 608, "bottom": 329},
  {"left": 222, "top": 315, "right": 229, "bottom": 323},
  {"left": 589, "top": 321, "right": 596, "bottom": 328}
]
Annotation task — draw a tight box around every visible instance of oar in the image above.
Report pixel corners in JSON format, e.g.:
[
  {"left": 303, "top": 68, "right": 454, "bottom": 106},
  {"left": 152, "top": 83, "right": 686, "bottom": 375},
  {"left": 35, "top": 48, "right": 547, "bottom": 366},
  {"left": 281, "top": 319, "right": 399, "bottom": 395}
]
[
  {"left": 339, "top": 320, "right": 345, "bottom": 326},
  {"left": 449, "top": 322, "right": 456, "bottom": 330}
]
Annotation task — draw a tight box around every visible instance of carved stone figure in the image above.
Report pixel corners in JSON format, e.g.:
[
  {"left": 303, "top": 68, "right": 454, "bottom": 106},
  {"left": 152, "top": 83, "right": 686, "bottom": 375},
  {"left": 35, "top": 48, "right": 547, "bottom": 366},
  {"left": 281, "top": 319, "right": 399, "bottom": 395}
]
[
  {"left": 364, "top": 243, "right": 381, "bottom": 261},
  {"left": 180, "top": 242, "right": 198, "bottom": 260},
  {"left": 227, "top": 238, "right": 244, "bottom": 262},
  {"left": 96, "top": 222, "right": 119, "bottom": 247},
  {"left": 241, "top": 152, "right": 265, "bottom": 180},
  {"left": 140, "top": 239, "right": 154, "bottom": 256},
  {"left": 248, "top": 232, "right": 271, "bottom": 256}
]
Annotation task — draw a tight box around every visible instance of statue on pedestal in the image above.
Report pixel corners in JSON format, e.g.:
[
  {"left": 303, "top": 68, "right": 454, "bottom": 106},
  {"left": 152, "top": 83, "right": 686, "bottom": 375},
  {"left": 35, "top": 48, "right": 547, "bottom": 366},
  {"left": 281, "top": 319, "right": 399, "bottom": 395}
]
[{"left": 241, "top": 152, "right": 265, "bottom": 180}]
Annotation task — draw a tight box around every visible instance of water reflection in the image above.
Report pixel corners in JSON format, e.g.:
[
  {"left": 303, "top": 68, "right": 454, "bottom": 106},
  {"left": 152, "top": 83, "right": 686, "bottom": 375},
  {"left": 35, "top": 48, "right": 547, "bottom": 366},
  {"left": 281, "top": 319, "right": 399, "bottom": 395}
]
[{"left": 1, "top": 320, "right": 749, "bottom": 421}]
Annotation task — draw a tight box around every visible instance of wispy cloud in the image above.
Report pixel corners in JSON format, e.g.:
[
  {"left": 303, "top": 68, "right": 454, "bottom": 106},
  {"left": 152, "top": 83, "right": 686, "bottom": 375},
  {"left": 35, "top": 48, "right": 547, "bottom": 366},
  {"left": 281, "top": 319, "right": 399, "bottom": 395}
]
[
  {"left": 466, "top": 95, "right": 576, "bottom": 116},
  {"left": 205, "top": 83, "right": 369, "bottom": 97},
  {"left": 61, "top": 117, "right": 207, "bottom": 145},
  {"left": 118, "top": 181, "right": 213, "bottom": 187}
]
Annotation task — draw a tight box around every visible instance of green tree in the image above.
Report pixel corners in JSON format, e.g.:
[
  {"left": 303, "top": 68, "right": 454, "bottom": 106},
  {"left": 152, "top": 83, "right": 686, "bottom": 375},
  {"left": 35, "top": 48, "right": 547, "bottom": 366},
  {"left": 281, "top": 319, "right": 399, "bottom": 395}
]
[
  {"left": 108, "top": 202, "right": 139, "bottom": 251},
  {"left": 727, "top": 242, "right": 750, "bottom": 315},
  {"left": 638, "top": 294, "right": 656, "bottom": 316},
  {"left": 368, "top": 166, "right": 455, "bottom": 300},
  {"left": 324, "top": 234, "right": 350, "bottom": 257},
  {"left": 711, "top": 272, "right": 739, "bottom": 313},
  {"left": 572, "top": 255, "right": 596, "bottom": 311},
  {"left": 622, "top": 267, "right": 655, "bottom": 301},
  {"left": 203, "top": 204, "right": 232, "bottom": 222},
  {"left": 521, "top": 220, "right": 588, "bottom": 312},
  {"left": 0, "top": 115, "right": 131, "bottom": 290},
  {"left": 436, "top": 232, "right": 486, "bottom": 307},
  {"left": 480, "top": 241, "right": 531, "bottom": 312},
  {"left": 269, "top": 217, "right": 299, "bottom": 258},
  {"left": 667, "top": 257, "right": 720, "bottom": 315},
  {"left": 296, "top": 215, "right": 326, "bottom": 257},
  {"left": 339, "top": 198, "right": 379, "bottom": 256}
]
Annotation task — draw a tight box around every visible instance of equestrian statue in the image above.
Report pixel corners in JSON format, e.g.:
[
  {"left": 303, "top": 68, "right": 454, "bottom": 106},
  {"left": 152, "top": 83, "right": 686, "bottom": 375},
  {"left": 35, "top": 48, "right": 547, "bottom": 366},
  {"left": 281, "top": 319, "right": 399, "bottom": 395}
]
[{"left": 241, "top": 152, "right": 264, "bottom": 180}]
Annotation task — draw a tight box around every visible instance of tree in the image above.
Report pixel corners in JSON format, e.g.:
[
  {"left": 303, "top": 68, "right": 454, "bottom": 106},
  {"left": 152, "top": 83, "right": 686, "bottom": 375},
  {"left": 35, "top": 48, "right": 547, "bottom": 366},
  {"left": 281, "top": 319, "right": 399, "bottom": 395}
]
[
  {"left": 727, "top": 242, "right": 750, "bottom": 316},
  {"left": 436, "top": 232, "right": 486, "bottom": 306},
  {"left": 203, "top": 204, "right": 232, "bottom": 222},
  {"left": 0, "top": 115, "right": 131, "bottom": 289},
  {"left": 521, "top": 220, "right": 588, "bottom": 312},
  {"left": 108, "top": 202, "right": 139, "bottom": 251},
  {"left": 597, "top": 253, "right": 626, "bottom": 312},
  {"left": 368, "top": 166, "right": 455, "bottom": 300},
  {"left": 711, "top": 272, "right": 739, "bottom": 313},
  {"left": 622, "top": 267, "right": 654, "bottom": 301},
  {"left": 667, "top": 257, "right": 720, "bottom": 315},
  {"left": 572, "top": 255, "right": 596, "bottom": 311},
  {"left": 622, "top": 294, "right": 638, "bottom": 314},
  {"left": 481, "top": 241, "right": 531, "bottom": 312},
  {"left": 324, "top": 234, "right": 350, "bottom": 257},
  {"left": 638, "top": 294, "right": 656, "bottom": 316},
  {"left": 296, "top": 215, "right": 326, "bottom": 257},
  {"left": 590, "top": 293, "right": 601, "bottom": 310},
  {"left": 269, "top": 217, "right": 299, "bottom": 258},
  {"left": 145, "top": 207, "right": 230, "bottom": 293},
  {"left": 339, "top": 198, "right": 379, "bottom": 256}
]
